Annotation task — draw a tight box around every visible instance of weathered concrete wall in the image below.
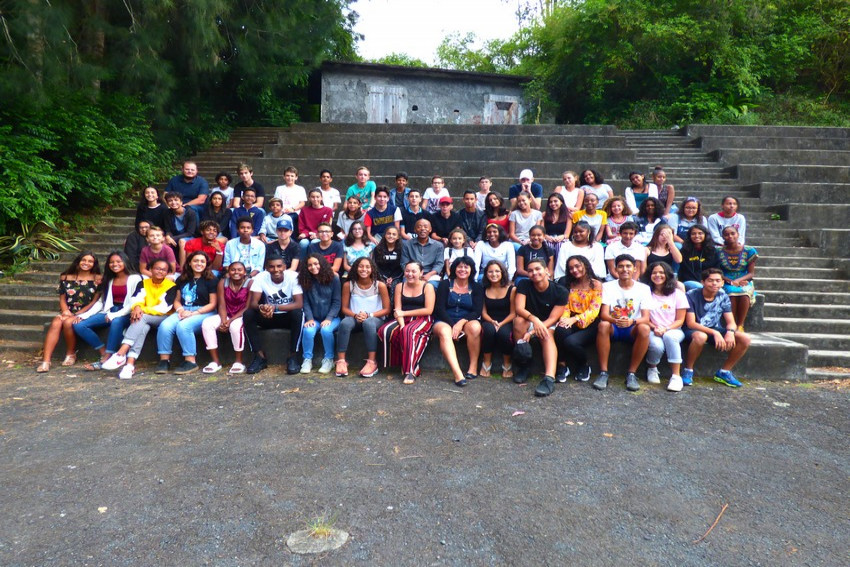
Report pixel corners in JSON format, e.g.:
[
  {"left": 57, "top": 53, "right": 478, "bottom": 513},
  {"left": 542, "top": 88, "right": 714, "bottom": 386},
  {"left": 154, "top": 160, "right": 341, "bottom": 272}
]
[{"left": 321, "top": 70, "right": 525, "bottom": 125}]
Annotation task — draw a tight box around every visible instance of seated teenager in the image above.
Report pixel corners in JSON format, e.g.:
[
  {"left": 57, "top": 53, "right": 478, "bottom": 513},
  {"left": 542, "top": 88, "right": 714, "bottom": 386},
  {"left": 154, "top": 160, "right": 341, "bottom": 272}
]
[
  {"left": 124, "top": 220, "right": 150, "bottom": 271},
  {"left": 212, "top": 171, "right": 234, "bottom": 207},
  {"left": 335, "top": 257, "right": 391, "bottom": 378},
  {"left": 643, "top": 224, "right": 682, "bottom": 276},
  {"left": 201, "top": 190, "right": 233, "bottom": 241},
  {"left": 458, "top": 190, "right": 486, "bottom": 248},
  {"left": 634, "top": 197, "right": 666, "bottom": 246},
  {"left": 200, "top": 261, "right": 252, "bottom": 374},
  {"left": 509, "top": 191, "right": 544, "bottom": 249},
  {"left": 508, "top": 168, "right": 544, "bottom": 210},
  {"left": 154, "top": 251, "right": 219, "bottom": 375},
  {"left": 443, "top": 228, "right": 482, "bottom": 278},
  {"left": 678, "top": 224, "right": 720, "bottom": 291},
  {"left": 717, "top": 225, "right": 758, "bottom": 330},
  {"left": 394, "top": 187, "right": 427, "bottom": 240},
  {"left": 223, "top": 217, "right": 266, "bottom": 278},
  {"left": 233, "top": 163, "right": 265, "bottom": 209},
  {"left": 242, "top": 254, "right": 303, "bottom": 375},
  {"left": 432, "top": 257, "right": 484, "bottom": 387},
  {"left": 554, "top": 255, "right": 602, "bottom": 384},
  {"left": 265, "top": 217, "right": 300, "bottom": 271},
  {"left": 73, "top": 251, "right": 142, "bottom": 371},
  {"left": 645, "top": 262, "right": 689, "bottom": 392},
  {"left": 400, "top": 218, "right": 445, "bottom": 285},
  {"left": 604, "top": 221, "right": 645, "bottom": 280},
  {"left": 707, "top": 195, "right": 747, "bottom": 246},
  {"left": 511, "top": 258, "right": 568, "bottom": 397},
  {"left": 298, "top": 188, "right": 334, "bottom": 254},
  {"left": 682, "top": 268, "right": 751, "bottom": 388},
  {"left": 258, "top": 197, "right": 286, "bottom": 244},
  {"left": 135, "top": 186, "right": 167, "bottom": 230},
  {"left": 570, "top": 192, "right": 606, "bottom": 243},
  {"left": 554, "top": 221, "right": 605, "bottom": 280},
  {"left": 479, "top": 260, "right": 516, "bottom": 379},
  {"left": 372, "top": 226, "right": 403, "bottom": 290},
  {"left": 101, "top": 259, "right": 178, "bottom": 379},
  {"left": 228, "top": 187, "right": 265, "bottom": 238},
  {"left": 306, "top": 222, "right": 344, "bottom": 274},
  {"left": 162, "top": 192, "right": 199, "bottom": 251},
  {"left": 180, "top": 220, "right": 224, "bottom": 273},
  {"left": 317, "top": 169, "right": 341, "bottom": 212},
  {"left": 515, "top": 225, "right": 554, "bottom": 282},
  {"left": 429, "top": 195, "right": 461, "bottom": 246},
  {"left": 365, "top": 186, "right": 397, "bottom": 244},
  {"left": 343, "top": 221, "right": 375, "bottom": 276},
  {"left": 593, "top": 254, "right": 652, "bottom": 392},
  {"left": 298, "top": 254, "right": 341, "bottom": 375},
  {"left": 335, "top": 195, "right": 370, "bottom": 241},
  {"left": 479, "top": 223, "right": 516, "bottom": 281},
  {"left": 377, "top": 261, "right": 436, "bottom": 384},
  {"left": 139, "top": 226, "right": 177, "bottom": 278}
]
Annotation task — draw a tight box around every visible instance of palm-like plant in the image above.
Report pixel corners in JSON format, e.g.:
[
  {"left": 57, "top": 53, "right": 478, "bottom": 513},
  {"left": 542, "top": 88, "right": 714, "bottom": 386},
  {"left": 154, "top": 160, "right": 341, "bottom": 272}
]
[{"left": 0, "top": 220, "right": 80, "bottom": 262}]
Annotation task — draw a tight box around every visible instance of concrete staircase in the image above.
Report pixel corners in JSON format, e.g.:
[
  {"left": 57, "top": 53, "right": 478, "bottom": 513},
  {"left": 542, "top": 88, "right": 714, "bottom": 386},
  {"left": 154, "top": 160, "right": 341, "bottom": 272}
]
[{"left": 4, "top": 123, "right": 848, "bottom": 381}]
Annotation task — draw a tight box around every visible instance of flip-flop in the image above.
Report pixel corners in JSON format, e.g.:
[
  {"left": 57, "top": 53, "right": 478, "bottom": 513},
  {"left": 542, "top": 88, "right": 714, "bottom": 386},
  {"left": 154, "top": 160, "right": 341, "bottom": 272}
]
[{"left": 83, "top": 361, "right": 104, "bottom": 371}]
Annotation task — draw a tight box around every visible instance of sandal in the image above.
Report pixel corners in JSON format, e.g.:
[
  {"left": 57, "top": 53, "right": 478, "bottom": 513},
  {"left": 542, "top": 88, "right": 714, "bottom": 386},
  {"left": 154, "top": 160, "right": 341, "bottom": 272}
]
[
  {"left": 36, "top": 361, "right": 51, "bottom": 373},
  {"left": 359, "top": 359, "right": 379, "bottom": 377},
  {"left": 202, "top": 362, "right": 222, "bottom": 374},
  {"left": 480, "top": 363, "right": 492, "bottom": 377},
  {"left": 403, "top": 373, "right": 416, "bottom": 385},
  {"left": 83, "top": 361, "right": 104, "bottom": 371},
  {"left": 61, "top": 353, "right": 77, "bottom": 367},
  {"left": 228, "top": 362, "right": 246, "bottom": 374},
  {"left": 501, "top": 364, "right": 513, "bottom": 379}
]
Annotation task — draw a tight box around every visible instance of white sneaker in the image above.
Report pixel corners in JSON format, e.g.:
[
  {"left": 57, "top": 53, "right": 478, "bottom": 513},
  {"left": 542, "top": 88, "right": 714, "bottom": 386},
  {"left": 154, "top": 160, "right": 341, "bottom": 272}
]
[
  {"left": 118, "top": 364, "right": 135, "bottom": 380},
  {"left": 102, "top": 353, "right": 126, "bottom": 370},
  {"left": 318, "top": 358, "right": 334, "bottom": 374},
  {"left": 300, "top": 358, "right": 313, "bottom": 374},
  {"left": 646, "top": 366, "right": 661, "bottom": 384},
  {"left": 668, "top": 374, "right": 683, "bottom": 392}
]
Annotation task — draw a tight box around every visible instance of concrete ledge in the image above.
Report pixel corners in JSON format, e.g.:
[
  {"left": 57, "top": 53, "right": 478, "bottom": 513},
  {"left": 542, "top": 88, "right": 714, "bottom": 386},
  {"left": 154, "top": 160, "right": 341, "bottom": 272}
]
[
  {"left": 714, "top": 148, "right": 850, "bottom": 167},
  {"left": 286, "top": 123, "right": 621, "bottom": 136},
  {"left": 751, "top": 182, "right": 850, "bottom": 205},
  {"left": 697, "top": 135, "right": 850, "bottom": 152},
  {"left": 735, "top": 164, "right": 850, "bottom": 184},
  {"left": 684, "top": 124, "right": 850, "bottom": 139},
  {"left": 63, "top": 320, "right": 804, "bottom": 381},
  {"left": 274, "top": 133, "right": 629, "bottom": 149},
  {"left": 797, "top": 228, "right": 850, "bottom": 258},
  {"left": 264, "top": 146, "right": 638, "bottom": 163}
]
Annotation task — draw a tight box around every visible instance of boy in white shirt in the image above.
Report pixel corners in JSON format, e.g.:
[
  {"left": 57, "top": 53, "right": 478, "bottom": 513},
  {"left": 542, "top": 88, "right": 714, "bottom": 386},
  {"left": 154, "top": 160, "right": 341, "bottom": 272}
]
[
  {"left": 422, "top": 175, "right": 451, "bottom": 215},
  {"left": 594, "top": 254, "right": 652, "bottom": 392},
  {"left": 273, "top": 166, "right": 307, "bottom": 234},
  {"left": 603, "top": 221, "right": 646, "bottom": 280}
]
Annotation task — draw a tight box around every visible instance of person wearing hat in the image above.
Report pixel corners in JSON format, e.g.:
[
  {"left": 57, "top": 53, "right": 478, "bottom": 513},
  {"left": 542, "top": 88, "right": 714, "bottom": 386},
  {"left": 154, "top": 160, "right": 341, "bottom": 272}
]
[
  {"left": 509, "top": 169, "right": 544, "bottom": 210},
  {"left": 265, "top": 217, "right": 301, "bottom": 271},
  {"left": 428, "top": 195, "right": 462, "bottom": 246}
]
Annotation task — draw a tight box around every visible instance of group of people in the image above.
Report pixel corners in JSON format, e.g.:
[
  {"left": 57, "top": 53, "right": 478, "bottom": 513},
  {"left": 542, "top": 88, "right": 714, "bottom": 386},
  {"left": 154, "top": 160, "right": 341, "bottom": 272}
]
[{"left": 37, "top": 162, "right": 754, "bottom": 395}]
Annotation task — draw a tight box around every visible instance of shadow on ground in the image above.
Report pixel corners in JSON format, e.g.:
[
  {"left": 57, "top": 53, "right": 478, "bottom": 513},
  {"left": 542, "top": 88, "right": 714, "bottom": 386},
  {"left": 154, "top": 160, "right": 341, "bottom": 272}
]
[{"left": 1, "top": 363, "right": 848, "bottom": 566}]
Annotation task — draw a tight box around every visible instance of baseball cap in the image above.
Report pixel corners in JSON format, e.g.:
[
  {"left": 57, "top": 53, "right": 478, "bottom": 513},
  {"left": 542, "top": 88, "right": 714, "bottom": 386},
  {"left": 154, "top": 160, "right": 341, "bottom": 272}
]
[
  {"left": 519, "top": 169, "right": 534, "bottom": 180},
  {"left": 439, "top": 196, "right": 454, "bottom": 205},
  {"left": 276, "top": 217, "right": 294, "bottom": 231}
]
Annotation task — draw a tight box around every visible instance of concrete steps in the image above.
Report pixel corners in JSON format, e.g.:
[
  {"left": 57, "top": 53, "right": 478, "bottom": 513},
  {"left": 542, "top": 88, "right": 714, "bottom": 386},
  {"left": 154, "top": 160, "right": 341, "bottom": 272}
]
[{"left": 3, "top": 123, "right": 848, "bottom": 380}]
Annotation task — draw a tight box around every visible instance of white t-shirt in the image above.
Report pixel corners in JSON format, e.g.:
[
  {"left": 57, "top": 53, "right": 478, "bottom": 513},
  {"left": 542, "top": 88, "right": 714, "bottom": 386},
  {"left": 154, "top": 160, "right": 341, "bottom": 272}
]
[
  {"left": 317, "top": 186, "right": 341, "bottom": 209},
  {"left": 604, "top": 240, "right": 647, "bottom": 262},
  {"left": 273, "top": 184, "right": 307, "bottom": 210},
  {"left": 422, "top": 187, "right": 451, "bottom": 214},
  {"left": 649, "top": 289, "right": 689, "bottom": 328},
  {"left": 444, "top": 246, "right": 482, "bottom": 274},
  {"left": 251, "top": 270, "right": 302, "bottom": 306},
  {"left": 555, "top": 241, "right": 606, "bottom": 280},
  {"left": 601, "top": 279, "right": 652, "bottom": 321}
]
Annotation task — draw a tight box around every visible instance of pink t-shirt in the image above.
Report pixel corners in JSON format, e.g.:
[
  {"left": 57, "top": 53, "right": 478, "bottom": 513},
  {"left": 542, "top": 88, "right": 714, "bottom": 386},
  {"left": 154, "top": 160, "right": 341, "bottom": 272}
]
[
  {"left": 649, "top": 289, "right": 689, "bottom": 328},
  {"left": 139, "top": 245, "right": 176, "bottom": 268}
]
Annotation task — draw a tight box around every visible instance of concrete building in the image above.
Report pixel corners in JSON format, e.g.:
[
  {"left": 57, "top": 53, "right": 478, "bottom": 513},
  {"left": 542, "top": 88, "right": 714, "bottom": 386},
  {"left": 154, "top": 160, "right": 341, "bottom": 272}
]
[{"left": 318, "top": 61, "right": 529, "bottom": 125}]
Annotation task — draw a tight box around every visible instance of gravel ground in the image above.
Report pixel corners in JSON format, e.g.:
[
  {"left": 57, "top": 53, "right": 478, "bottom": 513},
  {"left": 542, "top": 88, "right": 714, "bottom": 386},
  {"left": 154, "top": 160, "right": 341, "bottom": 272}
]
[{"left": 1, "top": 361, "right": 848, "bottom": 566}]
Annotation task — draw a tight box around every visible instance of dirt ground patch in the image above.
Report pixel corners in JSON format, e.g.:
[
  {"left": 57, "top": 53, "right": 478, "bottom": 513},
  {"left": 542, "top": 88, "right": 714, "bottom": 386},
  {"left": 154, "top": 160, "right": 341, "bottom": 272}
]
[{"left": 1, "top": 364, "right": 848, "bottom": 566}]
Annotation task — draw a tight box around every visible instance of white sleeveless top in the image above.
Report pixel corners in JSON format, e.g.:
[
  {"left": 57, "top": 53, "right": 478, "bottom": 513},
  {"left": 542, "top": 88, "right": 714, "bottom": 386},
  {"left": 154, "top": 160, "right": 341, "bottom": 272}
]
[{"left": 350, "top": 280, "right": 382, "bottom": 314}]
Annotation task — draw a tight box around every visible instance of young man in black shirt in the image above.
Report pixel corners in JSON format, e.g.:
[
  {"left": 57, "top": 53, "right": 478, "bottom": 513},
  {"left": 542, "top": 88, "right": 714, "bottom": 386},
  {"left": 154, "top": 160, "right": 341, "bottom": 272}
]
[{"left": 513, "top": 258, "right": 568, "bottom": 396}]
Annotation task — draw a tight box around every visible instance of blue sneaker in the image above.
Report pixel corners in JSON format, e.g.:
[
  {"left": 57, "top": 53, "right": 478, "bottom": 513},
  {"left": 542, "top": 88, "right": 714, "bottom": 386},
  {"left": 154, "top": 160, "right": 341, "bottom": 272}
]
[
  {"left": 681, "top": 368, "right": 694, "bottom": 386},
  {"left": 714, "top": 369, "right": 742, "bottom": 388}
]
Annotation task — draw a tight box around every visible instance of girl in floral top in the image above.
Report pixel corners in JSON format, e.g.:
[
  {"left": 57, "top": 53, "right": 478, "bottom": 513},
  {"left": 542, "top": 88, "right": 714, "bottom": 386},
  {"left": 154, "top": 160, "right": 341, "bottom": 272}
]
[
  {"left": 717, "top": 225, "right": 758, "bottom": 329},
  {"left": 554, "top": 254, "right": 602, "bottom": 383},
  {"left": 37, "top": 251, "right": 102, "bottom": 372}
]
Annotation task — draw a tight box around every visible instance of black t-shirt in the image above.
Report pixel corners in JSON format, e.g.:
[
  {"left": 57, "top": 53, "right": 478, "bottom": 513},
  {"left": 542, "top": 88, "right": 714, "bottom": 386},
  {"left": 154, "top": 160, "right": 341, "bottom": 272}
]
[
  {"left": 518, "top": 243, "right": 552, "bottom": 267},
  {"left": 178, "top": 276, "right": 219, "bottom": 308},
  {"left": 399, "top": 208, "right": 428, "bottom": 235},
  {"left": 373, "top": 247, "right": 402, "bottom": 281},
  {"left": 428, "top": 211, "right": 462, "bottom": 240},
  {"left": 266, "top": 239, "right": 300, "bottom": 269},
  {"left": 233, "top": 181, "right": 266, "bottom": 202},
  {"left": 516, "top": 278, "right": 568, "bottom": 321}
]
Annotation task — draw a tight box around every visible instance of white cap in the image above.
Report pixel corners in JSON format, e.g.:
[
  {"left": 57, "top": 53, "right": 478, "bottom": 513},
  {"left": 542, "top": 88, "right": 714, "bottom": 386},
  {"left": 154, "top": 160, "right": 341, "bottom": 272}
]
[{"left": 519, "top": 169, "right": 534, "bottom": 181}]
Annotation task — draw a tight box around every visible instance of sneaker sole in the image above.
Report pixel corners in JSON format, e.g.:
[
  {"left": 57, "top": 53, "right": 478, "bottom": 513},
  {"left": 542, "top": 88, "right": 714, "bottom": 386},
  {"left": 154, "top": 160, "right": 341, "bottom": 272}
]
[
  {"left": 713, "top": 376, "right": 741, "bottom": 388},
  {"left": 173, "top": 367, "right": 199, "bottom": 375}
]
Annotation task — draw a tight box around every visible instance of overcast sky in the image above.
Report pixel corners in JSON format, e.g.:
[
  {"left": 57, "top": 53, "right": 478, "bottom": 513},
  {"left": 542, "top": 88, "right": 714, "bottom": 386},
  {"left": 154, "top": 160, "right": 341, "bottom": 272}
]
[{"left": 351, "top": 0, "right": 520, "bottom": 65}]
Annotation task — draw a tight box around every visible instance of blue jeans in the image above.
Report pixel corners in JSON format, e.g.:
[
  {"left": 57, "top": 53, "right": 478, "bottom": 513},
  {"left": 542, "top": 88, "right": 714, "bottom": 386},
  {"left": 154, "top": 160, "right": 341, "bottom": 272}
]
[
  {"left": 72, "top": 308, "right": 130, "bottom": 354},
  {"left": 683, "top": 280, "right": 703, "bottom": 291},
  {"left": 156, "top": 308, "right": 213, "bottom": 357},
  {"left": 301, "top": 317, "right": 339, "bottom": 360}
]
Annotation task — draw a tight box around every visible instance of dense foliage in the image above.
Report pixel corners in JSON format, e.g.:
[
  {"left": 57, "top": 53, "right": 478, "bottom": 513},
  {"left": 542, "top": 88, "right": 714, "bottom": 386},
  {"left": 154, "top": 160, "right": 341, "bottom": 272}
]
[
  {"left": 437, "top": 0, "right": 850, "bottom": 127},
  {"left": 0, "top": 0, "right": 357, "bottom": 234}
]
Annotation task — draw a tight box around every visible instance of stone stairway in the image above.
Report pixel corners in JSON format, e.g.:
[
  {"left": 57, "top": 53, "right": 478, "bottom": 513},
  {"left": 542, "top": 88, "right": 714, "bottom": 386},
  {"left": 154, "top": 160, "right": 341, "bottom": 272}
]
[{"left": 4, "top": 123, "right": 848, "bottom": 381}]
